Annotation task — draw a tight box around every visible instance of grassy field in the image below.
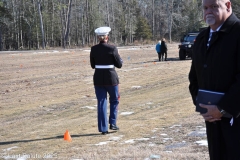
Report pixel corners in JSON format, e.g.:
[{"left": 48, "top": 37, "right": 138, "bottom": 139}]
[{"left": 0, "top": 43, "right": 209, "bottom": 160}]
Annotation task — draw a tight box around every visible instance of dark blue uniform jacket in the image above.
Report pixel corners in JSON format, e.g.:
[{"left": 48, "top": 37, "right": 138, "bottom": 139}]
[{"left": 90, "top": 41, "right": 122, "bottom": 86}]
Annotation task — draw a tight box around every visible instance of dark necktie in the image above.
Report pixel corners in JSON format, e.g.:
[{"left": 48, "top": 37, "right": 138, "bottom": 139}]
[{"left": 208, "top": 32, "right": 217, "bottom": 47}]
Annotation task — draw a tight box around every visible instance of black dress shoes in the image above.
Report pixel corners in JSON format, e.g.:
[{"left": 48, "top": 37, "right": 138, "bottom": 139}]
[
  {"left": 110, "top": 124, "right": 119, "bottom": 130},
  {"left": 101, "top": 131, "right": 108, "bottom": 135}
]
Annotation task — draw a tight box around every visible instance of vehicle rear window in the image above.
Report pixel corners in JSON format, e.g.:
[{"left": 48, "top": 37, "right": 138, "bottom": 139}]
[{"left": 184, "top": 35, "right": 197, "bottom": 43}]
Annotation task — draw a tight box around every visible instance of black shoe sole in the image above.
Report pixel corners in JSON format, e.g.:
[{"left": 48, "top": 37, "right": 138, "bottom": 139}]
[
  {"left": 110, "top": 128, "right": 119, "bottom": 130},
  {"left": 101, "top": 131, "right": 108, "bottom": 135},
  {"left": 110, "top": 125, "right": 119, "bottom": 130}
]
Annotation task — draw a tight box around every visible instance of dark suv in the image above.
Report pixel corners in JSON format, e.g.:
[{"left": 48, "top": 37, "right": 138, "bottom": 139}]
[{"left": 178, "top": 32, "right": 199, "bottom": 60}]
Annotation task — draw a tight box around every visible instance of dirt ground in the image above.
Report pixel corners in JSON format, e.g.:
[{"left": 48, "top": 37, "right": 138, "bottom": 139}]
[{"left": 0, "top": 43, "right": 209, "bottom": 160}]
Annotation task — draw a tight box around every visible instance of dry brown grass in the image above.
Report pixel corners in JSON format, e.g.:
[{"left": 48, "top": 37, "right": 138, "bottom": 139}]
[{"left": 0, "top": 44, "right": 209, "bottom": 160}]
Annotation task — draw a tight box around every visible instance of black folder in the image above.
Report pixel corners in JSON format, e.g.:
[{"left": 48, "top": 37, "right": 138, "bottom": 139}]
[{"left": 196, "top": 89, "right": 224, "bottom": 114}]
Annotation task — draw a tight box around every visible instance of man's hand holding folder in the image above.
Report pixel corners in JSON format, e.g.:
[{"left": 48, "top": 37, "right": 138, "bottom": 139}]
[
  {"left": 196, "top": 89, "right": 226, "bottom": 122},
  {"left": 198, "top": 103, "right": 222, "bottom": 122},
  {"left": 196, "top": 89, "right": 224, "bottom": 113}
]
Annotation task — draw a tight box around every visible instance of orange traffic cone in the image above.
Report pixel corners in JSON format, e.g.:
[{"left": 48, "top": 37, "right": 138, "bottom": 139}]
[{"left": 64, "top": 130, "right": 72, "bottom": 142}]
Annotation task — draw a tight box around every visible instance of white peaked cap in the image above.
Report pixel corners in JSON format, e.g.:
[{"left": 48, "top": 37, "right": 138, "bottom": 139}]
[{"left": 95, "top": 27, "right": 111, "bottom": 36}]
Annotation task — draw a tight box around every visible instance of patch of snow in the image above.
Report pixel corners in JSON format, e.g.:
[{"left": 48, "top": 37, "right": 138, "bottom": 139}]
[
  {"left": 81, "top": 106, "right": 95, "bottom": 110},
  {"left": 195, "top": 140, "right": 208, "bottom": 146},
  {"left": 131, "top": 86, "right": 142, "bottom": 89},
  {"left": 125, "top": 139, "right": 135, "bottom": 143},
  {"left": 128, "top": 48, "right": 139, "bottom": 50},
  {"left": 160, "top": 133, "right": 168, "bottom": 136},
  {"left": 165, "top": 142, "right": 187, "bottom": 150},
  {"left": 169, "top": 125, "right": 182, "bottom": 128},
  {"left": 148, "top": 143, "right": 155, "bottom": 147},
  {"left": 136, "top": 138, "right": 149, "bottom": 141},
  {"left": 120, "top": 112, "right": 134, "bottom": 115},
  {"left": 109, "top": 136, "right": 122, "bottom": 141},
  {"left": 146, "top": 102, "right": 153, "bottom": 105},
  {"left": 188, "top": 131, "right": 206, "bottom": 137},
  {"left": 200, "top": 128, "right": 206, "bottom": 131},
  {"left": 95, "top": 141, "right": 109, "bottom": 145},
  {"left": 2, "top": 146, "right": 18, "bottom": 151},
  {"left": 149, "top": 155, "right": 160, "bottom": 159}
]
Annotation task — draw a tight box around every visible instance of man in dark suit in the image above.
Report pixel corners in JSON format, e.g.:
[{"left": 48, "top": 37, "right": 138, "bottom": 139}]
[
  {"left": 189, "top": 0, "right": 240, "bottom": 159},
  {"left": 90, "top": 27, "right": 123, "bottom": 135},
  {"left": 160, "top": 38, "right": 168, "bottom": 61}
]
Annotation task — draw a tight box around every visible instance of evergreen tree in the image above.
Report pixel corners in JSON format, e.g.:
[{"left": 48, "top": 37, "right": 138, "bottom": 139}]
[
  {"left": 0, "top": 1, "right": 12, "bottom": 51},
  {"left": 232, "top": 0, "right": 240, "bottom": 18},
  {"left": 134, "top": 8, "right": 152, "bottom": 41}
]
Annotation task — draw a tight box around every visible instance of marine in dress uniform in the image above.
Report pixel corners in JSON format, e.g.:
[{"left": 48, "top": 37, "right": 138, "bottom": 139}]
[{"left": 90, "top": 27, "right": 123, "bottom": 135}]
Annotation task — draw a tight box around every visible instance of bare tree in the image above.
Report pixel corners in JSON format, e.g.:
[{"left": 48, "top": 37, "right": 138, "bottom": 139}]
[
  {"left": 152, "top": 0, "right": 154, "bottom": 38},
  {"left": 4, "top": 0, "right": 239, "bottom": 49},
  {"left": 0, "top": 3, "right": 12, "bottom": 50},
  {"left": 37, "top": 0, "right": 45, "bottom": 49},
  {"left": 63, "top": 0, "right": 73, "bottom": 48},
  {"left": 166, "top": 0, "right": 174, "bottom": 43}
]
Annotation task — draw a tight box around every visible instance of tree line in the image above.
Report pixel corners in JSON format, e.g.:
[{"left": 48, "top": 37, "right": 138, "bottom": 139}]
[{"left": 0, "top": 0, "right": 240, "bottom": 50}]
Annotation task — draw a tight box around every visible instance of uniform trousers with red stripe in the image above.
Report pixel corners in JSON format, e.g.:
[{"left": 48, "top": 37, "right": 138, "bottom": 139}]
[{"left": 94, "top": 85, "right": 119, "bottom": 132}]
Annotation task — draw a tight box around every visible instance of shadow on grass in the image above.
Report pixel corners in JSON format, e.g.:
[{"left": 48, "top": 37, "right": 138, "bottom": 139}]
[
  {"left": 0, "top": 131, "right": 117, "bottom": 145},
  {"left": 151, "top": 57, "right": 192, "bottom": 62},
  {"left": 130, "top": 57, "right": 191, "bottom": 65}
]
